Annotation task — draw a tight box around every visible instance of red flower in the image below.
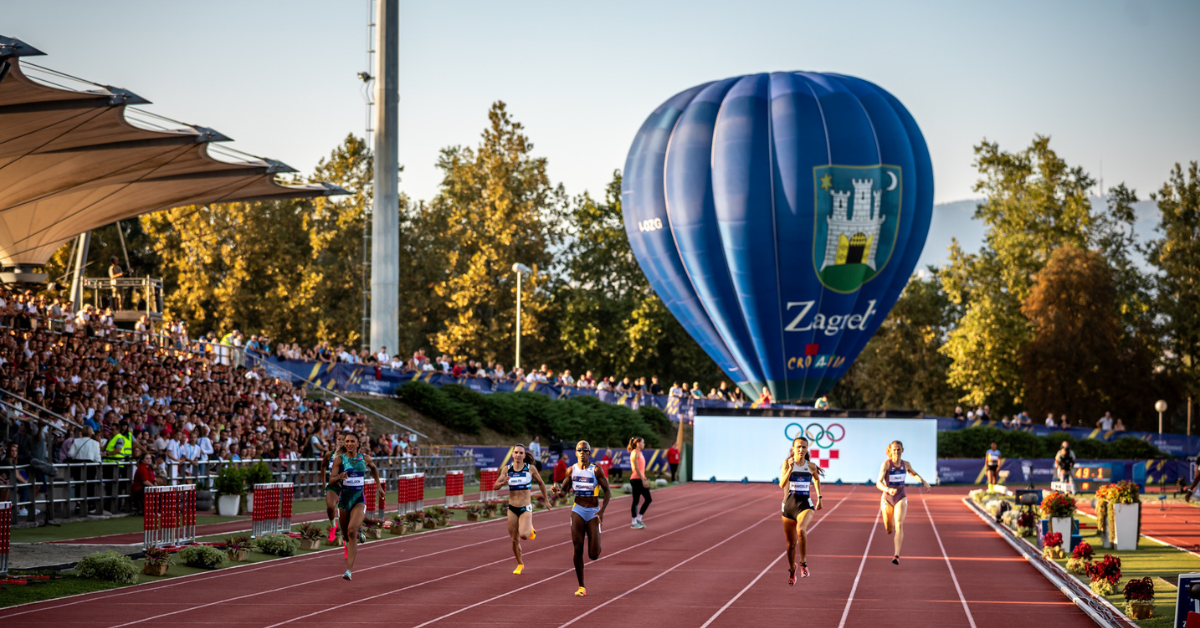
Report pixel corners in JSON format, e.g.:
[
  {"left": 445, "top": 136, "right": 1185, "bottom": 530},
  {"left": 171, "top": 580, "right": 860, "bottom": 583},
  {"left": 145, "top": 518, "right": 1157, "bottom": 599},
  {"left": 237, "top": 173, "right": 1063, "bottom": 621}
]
[
  {"left": 1084, "top": 554, "right": 1122, "bottom": 584},
  {"left": 1072, "top": 541, "right": 1094, "bottom": 561},
  {"left": 1044, "top": 532, "right": 1063, "bottom": 548},
  {"left": 1122, "top": 577, "right": 1154, "bottom": 602}
]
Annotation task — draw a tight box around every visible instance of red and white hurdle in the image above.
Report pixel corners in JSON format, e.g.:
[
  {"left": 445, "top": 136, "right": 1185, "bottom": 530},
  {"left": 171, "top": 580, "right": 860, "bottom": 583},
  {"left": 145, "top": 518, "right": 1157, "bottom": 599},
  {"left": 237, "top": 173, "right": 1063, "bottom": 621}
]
[
  {"left": 445, "top": 470, "right": 464, "bottom": 506},
  {"left": 397, "top": 473, "right": 425, "bottom": 514},
  {"left": 143, "top": 485, "right": 196, "bottom": 548},
  {"left": 251, "top": 482, "right": 293, "bottom": 538},
  {"left": 362, "top": 472, "right": 386, "bottom": 520},
  {"left": 0, "top": 501, "right": 11, "bottom": 576},
  {"left": 480, "top": 468, "right": 500, "bottom": 501}
]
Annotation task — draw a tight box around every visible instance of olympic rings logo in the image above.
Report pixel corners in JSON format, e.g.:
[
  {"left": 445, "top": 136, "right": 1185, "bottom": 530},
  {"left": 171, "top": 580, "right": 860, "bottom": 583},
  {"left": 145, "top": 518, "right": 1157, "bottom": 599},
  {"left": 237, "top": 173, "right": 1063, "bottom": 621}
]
[{"left": 784, "top": 422, "right": 845, "bottom": 449}]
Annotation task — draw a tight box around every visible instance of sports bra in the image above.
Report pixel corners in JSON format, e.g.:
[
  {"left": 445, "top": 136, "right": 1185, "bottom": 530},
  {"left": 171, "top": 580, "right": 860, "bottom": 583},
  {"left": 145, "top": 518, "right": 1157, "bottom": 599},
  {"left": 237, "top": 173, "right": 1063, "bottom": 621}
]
[
  {"left": 507, "top": 463, "right": 532, "bottom": 491},
  {"left": 571, "top": 464, "right": 599, "bottom": 498}
]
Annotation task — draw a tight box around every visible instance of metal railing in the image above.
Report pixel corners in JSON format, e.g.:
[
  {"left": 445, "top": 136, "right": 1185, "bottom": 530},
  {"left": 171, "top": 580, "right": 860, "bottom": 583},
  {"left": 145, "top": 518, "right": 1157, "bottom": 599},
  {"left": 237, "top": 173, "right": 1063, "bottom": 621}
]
[
  {"left": 80, "top": 276, "right": 163, "bottom": 318},
  {"left": 0, "top": 454, "right": 475, "bottom": 525}
]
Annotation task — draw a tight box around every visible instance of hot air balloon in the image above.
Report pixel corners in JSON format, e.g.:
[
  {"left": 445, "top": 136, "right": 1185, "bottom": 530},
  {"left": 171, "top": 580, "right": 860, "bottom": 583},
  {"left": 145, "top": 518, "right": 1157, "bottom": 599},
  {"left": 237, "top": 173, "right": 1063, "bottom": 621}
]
[{"left": 622, "top": 72, "right": 933, "bottom": 402}]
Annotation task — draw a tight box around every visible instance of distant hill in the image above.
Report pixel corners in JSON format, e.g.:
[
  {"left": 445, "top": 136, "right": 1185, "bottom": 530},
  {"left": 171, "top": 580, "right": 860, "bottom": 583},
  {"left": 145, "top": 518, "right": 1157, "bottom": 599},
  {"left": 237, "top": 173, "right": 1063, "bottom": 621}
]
[{"left": 916, "top": 197, "right": 1161, "bottom": 273}]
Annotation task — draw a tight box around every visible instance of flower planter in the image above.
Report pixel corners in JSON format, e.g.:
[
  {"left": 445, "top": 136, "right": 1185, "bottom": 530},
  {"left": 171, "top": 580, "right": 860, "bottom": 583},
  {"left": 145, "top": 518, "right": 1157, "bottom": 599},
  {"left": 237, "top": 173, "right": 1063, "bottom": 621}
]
[
  {"left": 411, "top": 521, "right": 424, "bottom": 531},
  {"left": 389, "top": 524, "right": 407, "bottom": 535},
  {"left": 217, "top": 495, "right": 241, "bottom": 517},
  {"left": 366, "top": 528, "right": 383, "bottom": 539},
  {"left": 1112, "top": 503, "right": 1139, "bottom": 551},
  {"left": 196, "top": 490, "right": 214, "bottom": 512},
  {"left": 1128, "top": 601, "right": 1154, "bottom": 619},
  {"left": 299, "top": 538, "right": 321, "bottom": 550},
  {"left": 143, "top": 563, "right": 169, "bottom": 576},
  {"left": 323, "top": 536, "right": 343, "bottom": 546},
  {"left": 467, "top": 513, "right": 479, "bottom": 522},
  {"left": 227, "top": 549, "right": 247, "bottom": 562},
  {"left": 1050, "top": 517, "right": 1074, "bottom": 552}
]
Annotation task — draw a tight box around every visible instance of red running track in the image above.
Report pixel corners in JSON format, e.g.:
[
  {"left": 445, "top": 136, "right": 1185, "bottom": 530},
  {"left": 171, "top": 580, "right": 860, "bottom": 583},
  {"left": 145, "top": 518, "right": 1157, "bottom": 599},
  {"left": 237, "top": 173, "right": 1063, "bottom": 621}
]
[{"left": 1, "top": 484, "right": 1096, "bottom": 627}]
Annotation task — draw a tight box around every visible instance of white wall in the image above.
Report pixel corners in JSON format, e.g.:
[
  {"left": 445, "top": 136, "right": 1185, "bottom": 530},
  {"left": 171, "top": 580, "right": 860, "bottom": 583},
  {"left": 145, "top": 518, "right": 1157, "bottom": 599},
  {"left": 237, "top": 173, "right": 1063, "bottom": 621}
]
[{"left": 694, "top": 415, "right": 938, "bottom": 485}]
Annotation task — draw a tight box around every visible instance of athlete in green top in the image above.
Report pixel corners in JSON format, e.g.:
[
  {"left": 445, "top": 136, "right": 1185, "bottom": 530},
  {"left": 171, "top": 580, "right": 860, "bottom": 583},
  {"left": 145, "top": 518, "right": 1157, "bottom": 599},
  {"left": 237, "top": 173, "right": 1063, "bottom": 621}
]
[{"left": 330, "top": 432, "right": 381, "bottom": 581}]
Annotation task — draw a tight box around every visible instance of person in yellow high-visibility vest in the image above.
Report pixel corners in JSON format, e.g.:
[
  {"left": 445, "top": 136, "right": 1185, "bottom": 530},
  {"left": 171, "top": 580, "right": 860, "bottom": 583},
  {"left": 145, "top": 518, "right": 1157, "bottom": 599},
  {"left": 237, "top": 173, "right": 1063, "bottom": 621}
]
[{"left": 101, "top": 420, "right": 133, "bottom": 514}]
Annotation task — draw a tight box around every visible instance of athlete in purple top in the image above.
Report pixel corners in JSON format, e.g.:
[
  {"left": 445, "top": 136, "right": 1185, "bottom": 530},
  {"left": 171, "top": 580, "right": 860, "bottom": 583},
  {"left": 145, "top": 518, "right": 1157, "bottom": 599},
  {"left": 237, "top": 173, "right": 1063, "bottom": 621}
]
[{"left": 875, "top": 440, "right": 930, "bottom": 565}]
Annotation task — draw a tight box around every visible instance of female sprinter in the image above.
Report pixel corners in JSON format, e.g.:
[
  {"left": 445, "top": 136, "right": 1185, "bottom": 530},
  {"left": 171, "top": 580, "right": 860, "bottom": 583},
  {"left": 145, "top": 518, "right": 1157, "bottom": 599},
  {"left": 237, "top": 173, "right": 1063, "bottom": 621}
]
[
  {"left": 322, "top": 433, "right": 346, "bottom": 542},
  {"left": 875, "top": 440, "right": 931, "bottom": 565},
  {"left": 780, "top": 436, "right": 822, "bottom": 584},
  {"left": 553, "top": 440, "right": 610, "bottom": 597},
  {"left": 330, "top": 432, "right": 382, "bottom": 580},
  {"left": 628, "top": 437, "right": 651, "bottom": 529},
  {"left": 493, "top": 444, "right": 552, "bottom": 574}
]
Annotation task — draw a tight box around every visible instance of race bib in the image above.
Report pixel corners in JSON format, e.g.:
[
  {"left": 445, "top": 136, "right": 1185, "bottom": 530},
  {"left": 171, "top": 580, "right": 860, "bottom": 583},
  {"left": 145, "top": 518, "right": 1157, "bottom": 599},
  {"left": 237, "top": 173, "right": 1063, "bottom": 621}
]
[
  {"left": 888, "top": 472, "right": 906, "bottom": 485},
  {"left": 573, "top": 477, "right": 596, "bottom": 495},
  {"left": 790, "top": 480, "right": 811, "bottom": 494},
  {"left": 508, "top": 474, "right": 530, "bottom": 487},
  {"left": 343, "top": 471, "right": 365, "bottom": 488}
]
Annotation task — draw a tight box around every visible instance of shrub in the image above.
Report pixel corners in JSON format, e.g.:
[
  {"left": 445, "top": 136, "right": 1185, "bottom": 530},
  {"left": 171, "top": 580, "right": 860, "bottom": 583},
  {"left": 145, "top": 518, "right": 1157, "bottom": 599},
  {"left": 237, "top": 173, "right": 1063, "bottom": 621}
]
[
  {"left": 1096, "top": 481, "right": 1140, "bottom": 505},
  {"left": 297, "top": 523, "right": 323, "bottom": 541},
  {"left": 396, "top": 381, "right": 483, "bottom": 434},
  {"left": 1122, "top": 576, "right": 1153, "bottom": 602},
  {"left": 1040, "top": 492, "right": 1076, "bottom": 518},
  {"left": 1016, "top": 526, "right": 1035, "bottom": 537},
  {"left": 76, "top": 551, "right": 139, "bottom": 584},
  {"left": 256, "top": 534, "right": 299, "bottom": 556},
  {"left": 1065, "top": 558, "right": 1088, "bottom": 574},
  {"left": 178, "top": 545, "right": 228, "bottom": 569},
  {"left": 224, "top": 535, "right": 252, "bottom": 551},
  {"left": 214, "top": 465, "right": 246, "bottom": 497},
  {"left": 1085, "top": 554, "right": 1121, "bottom": 587},
  {"left": 937, "top": 426, "right": 1165, "bottom": 459},
  {"left": 244, "top": 462, "right": 275, "bottom": 490},
  {"left": 403, "top": 511, "right": 424, "bottom": 524},
  {"left": 143, "top": 547, "right": 171, "bottom": 565}
]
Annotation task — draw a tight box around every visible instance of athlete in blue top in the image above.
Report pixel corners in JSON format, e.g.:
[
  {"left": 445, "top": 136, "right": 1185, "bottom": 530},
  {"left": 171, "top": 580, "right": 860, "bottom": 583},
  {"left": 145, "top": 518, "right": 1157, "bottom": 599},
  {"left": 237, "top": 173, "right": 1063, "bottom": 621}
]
[
  {"left": 492, "top": 444, "right": 551, "bottom": 574},
  {"left": 779, "top": 436, "right": 822, "bottom": 585},
  {"left": 330, "top": 432, "right": 381, "bottom": 581},
  {"left": 552, "top": 440, "right": 611, "bottom": 597},
  {"left": 875, "top": 440, "right": 930, "bottom": 565}
]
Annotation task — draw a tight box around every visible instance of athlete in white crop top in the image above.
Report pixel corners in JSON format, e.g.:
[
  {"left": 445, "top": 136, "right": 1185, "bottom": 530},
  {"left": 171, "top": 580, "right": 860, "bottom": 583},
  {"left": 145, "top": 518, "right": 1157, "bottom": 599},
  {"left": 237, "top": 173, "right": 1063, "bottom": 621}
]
[{"left": 552, "top": 440, "right": 610, "bottom": 597}]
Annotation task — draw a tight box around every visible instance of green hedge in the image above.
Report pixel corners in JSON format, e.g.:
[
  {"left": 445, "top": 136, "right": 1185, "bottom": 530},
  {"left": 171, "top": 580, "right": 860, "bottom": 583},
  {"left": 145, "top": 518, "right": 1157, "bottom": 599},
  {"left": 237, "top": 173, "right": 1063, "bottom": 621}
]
[
  {"left": 937, "top": 427, "right": 1165, "bottom": 459},
  {"left": 395, "top": 381, "right": 668, "bottom": 447}
]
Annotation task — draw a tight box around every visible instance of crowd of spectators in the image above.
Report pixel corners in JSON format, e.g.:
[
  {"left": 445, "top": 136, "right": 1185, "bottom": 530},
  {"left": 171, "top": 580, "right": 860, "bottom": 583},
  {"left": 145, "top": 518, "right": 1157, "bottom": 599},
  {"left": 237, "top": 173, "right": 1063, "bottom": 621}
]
[
  {"left": 0, "top": 302, "right": 434, "bottom": 517},
  {"left": 952, "top": 406, "right": 1127, "bottom": 432}
]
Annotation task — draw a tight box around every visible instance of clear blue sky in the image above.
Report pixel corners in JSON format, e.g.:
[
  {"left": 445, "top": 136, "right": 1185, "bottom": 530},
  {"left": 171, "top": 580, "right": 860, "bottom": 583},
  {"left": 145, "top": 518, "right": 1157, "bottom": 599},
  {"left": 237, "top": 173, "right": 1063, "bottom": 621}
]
[{"left": 7, "top": 0, "right": 1199, "bottom": 207}]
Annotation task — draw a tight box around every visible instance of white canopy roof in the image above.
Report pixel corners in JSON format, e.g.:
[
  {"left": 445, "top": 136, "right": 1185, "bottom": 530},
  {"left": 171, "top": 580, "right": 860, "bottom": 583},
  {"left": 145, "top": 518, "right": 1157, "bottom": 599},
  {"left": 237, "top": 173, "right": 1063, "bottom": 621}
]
[{"left": 0, "top": 35, "right": 348, "bottom": 267}]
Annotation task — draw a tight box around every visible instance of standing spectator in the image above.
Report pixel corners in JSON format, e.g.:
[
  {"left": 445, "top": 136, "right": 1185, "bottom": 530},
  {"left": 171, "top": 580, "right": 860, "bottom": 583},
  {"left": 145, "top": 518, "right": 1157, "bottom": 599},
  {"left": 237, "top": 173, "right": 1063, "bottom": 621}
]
[
  {"left": 756, "top": 387, "right": 774, "bottom": 408},
  {"left": 527, "top": 436, "right": 542, "bottom": 471},
  {"left": 1044, "top": 413, "right": 1056, "bottom": 427},
  {"left": 130, "top": 453, "right": 162, "bottom": 514},
  {"left": 1054, "top": 441, "right": 1076, "bottom": 493},
  {"left": 1113, "top": 418, "right": 1126, "bottom": 431},
  {"left": 953, "top": 406, "right": 966, "bottom": 421},
  {"left": 107, "top": 256, "right": 125, "bottom": 310},
  {"left": 1097, "top": 412, "right": 1114, "bottom": 431},
  {"left": 1059, "top": 414, "right": 1070, "bottom": 429},
  {"left": 67, "top": 427, "right": 101, "bottom": 512},
  {"left": 553, "top": 454, "right": 569, "bottom": 488},
  {"left": 666, "top": 441, "right": 681, "bottom": 484},
  {"left": 649, "top": 376, "right": 663, "bottom": 397}
]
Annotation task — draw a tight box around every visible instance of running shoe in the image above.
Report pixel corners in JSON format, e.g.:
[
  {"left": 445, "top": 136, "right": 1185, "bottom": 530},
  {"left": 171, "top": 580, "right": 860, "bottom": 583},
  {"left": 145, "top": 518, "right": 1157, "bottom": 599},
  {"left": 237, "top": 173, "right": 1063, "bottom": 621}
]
[
  {"left": 328, "top": 523, "right": 337, "bottom": 542},
  {"left": 529, "top": 528, "right": 536, "bottom": 541},
  {"left": 358, "top": 529, "right": 366, "bottom": 543},
  {"left": 788, "top": 563, "right": 796, "bottom": 586},
  {"left": 575, "top": 586, "right": 587, "bottom": 597},
  {"left": 343, "top": 570, "right": 352, "bottom": 581},
  {"left": 799, "top": 563, "right": 810, "bottom": 578},
  {"left": 892, "top": 556, "right": 900, "bottom": 565},
  {"left": 631, "top": 521, "right": 645, "bottom": 529},
  {"left": 513, "top": 564, "right": 524, "bottom": 575}
]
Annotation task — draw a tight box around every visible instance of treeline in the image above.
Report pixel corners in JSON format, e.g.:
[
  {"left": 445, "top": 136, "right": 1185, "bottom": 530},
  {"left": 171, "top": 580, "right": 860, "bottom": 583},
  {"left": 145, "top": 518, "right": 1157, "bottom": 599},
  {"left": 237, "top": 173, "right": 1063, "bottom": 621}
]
[
  {"left": 834, "top": 140, "right": 1199, "bottom": 432},
  {"left": 394, "top": 381, "right": 672, "bottom": 448},
  {"left": 937, "top": 427, "right": 1164, "bottom": 460}
]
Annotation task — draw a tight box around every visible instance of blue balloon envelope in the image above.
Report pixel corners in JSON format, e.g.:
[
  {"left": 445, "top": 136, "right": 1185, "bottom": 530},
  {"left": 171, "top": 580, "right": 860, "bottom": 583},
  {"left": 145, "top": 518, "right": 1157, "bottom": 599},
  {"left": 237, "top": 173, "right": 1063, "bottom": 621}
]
[{"left": 622, "top": 72, "right": 933, "bottom": 402}]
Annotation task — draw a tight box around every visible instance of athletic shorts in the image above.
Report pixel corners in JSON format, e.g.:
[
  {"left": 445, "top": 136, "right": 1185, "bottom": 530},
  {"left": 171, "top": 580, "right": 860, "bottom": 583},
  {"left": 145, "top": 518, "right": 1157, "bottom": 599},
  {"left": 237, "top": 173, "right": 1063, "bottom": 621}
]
[
  {"left": 781, "top": 494, "right": 813, "bottom": 521},
  {"left": 572, "top": 503, "right": 601, "bottom": 523},
  {"left": 986, "top": 464, "right": 998, "bottom": 472},
  {"left": 338, "top": 488, "right": 365, "bottom": 512},
  {"left": 325, "top": 483, "right": 339, "bottom": 495},
  {"left": 508, "top": 504, "right": 533, "bottom": 517}
]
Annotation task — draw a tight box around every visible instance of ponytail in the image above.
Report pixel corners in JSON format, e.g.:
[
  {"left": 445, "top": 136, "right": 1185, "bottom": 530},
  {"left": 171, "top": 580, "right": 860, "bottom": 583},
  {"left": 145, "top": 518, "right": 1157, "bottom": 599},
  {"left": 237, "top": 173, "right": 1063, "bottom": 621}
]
[{"left": 627, "top": 437, "right": 640, "bottom": 452}]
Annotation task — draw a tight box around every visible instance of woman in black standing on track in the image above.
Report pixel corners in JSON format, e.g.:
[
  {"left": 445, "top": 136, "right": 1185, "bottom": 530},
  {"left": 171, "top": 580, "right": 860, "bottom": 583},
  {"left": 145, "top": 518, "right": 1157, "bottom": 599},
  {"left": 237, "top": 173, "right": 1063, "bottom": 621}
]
[
  {"left": 493, "top": 444, "right": 552, "bottom": 574},
  {"left": 552, "top": 440, "right": 611, "bottom": 597},
  {"left": 780, "top": 435, "right": 822, "bottom": 585}
]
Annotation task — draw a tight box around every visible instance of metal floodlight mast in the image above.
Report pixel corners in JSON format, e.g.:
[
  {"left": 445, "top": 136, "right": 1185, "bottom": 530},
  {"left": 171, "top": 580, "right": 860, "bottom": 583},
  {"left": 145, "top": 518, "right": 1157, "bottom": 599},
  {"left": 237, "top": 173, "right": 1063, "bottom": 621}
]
[
  {"left": 513, "top": 263, "right": 531, "bottom": 370},
  {"left": 369, "top": 0, "right": 400, "bottom": 355}
]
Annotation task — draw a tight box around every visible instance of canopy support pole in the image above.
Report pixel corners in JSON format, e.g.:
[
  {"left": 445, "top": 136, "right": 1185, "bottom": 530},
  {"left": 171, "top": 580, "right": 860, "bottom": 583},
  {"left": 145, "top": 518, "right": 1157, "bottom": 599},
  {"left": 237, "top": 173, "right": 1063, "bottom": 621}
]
[{"left": 69, "top": 231, "right": 90, "bottom": 306}]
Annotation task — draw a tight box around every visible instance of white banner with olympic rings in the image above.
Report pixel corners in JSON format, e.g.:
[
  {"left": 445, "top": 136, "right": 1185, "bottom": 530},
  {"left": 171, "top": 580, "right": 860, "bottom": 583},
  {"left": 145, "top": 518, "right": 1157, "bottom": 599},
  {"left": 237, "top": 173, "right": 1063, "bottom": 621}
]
[{"left": 693, "top": 414, "right": 937, "bottom": 485}]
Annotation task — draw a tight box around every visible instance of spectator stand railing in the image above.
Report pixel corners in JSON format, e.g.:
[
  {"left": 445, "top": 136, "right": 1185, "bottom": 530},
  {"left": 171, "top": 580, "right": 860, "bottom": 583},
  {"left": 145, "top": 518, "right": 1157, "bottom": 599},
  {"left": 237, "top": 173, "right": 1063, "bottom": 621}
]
[
  {"left": 142, "top": 484, "right": 195, "bottom": 549},
  {"left": 250, "top": 483, "right": 293, "bottom": 538},
  {"left": 479, "top": 468, "right": 500, "bottom": 501},
  {"left": 80, "top": 276, "right": 164, "bottom": 323},
  {"left": 0, "top": 501, "right": 10, "bottom": 576}
]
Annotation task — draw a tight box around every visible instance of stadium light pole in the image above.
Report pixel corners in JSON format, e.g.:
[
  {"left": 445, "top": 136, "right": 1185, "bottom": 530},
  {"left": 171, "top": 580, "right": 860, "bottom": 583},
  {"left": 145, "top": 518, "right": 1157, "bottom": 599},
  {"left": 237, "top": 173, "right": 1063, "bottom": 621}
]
[
  {"left": 512, "top": 263, "right": 531, "bottom": 371},
  {"left": 1155, "top": 400, "right": 1167, "bottom": 435},
  {"left": 369, "top": 0, "right": 400, "bottom": 355}
]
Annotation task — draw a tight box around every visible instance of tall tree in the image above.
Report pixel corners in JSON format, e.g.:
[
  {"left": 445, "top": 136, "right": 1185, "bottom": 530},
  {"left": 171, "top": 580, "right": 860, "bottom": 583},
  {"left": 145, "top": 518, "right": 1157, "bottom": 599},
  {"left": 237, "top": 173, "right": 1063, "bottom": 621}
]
[
  {"left": 1020, "top": 244, "right": 1122, "bottom": 423},
  {"left": 422, "top": 102, "right": 567, "bottom": 365},
  {"left": 831, "top": 271, "right": 962, "bottom": 413},
  {"left": 555, "top": 171, "right": 726, "bottom": 388},
  {"left": 940, "top": 136, "right": 1094, "bottom": 410},
  {"left": 1145, "top": 162, "right": 1200, "bottom": 402}
]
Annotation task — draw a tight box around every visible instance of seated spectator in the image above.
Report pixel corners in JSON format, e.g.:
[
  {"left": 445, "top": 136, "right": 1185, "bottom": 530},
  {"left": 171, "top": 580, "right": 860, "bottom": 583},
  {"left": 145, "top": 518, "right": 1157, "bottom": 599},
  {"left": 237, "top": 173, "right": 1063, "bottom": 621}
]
[
  {"left": 953, "top": 406, "right": 965, "bottom": 421},
  {"left": 690, "top": 382, "right": 704, "bottom": 399},
  {"left": 1045, "top": 413, "right": 1056, "bottom": 427},
  {"left": 1114, "top": 418, "right": 1126, "bottom": 431}
]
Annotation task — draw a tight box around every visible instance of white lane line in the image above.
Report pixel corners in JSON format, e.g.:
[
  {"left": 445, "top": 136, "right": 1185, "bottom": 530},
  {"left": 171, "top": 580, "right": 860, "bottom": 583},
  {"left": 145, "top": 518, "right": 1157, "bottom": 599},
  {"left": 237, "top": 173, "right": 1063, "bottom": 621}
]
[
  {"left": 836, "top": 508, "right": 881, "bottom": 628},
  {"left": 698, "top": 489, "right": 855, "bottom": 628},
  {"left": 401, "top": 493, "right": 775, "bottom": 628},
  {"left": 921, "top": 495, "right": 977, "bottom": 628}
]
